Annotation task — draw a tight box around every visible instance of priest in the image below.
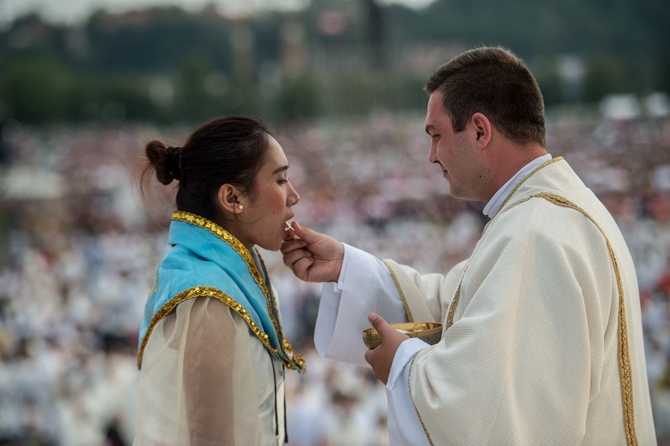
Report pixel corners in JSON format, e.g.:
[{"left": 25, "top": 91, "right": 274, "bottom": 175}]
[{"left": 281, "top": 46, "right": 656, "bottom": 445}]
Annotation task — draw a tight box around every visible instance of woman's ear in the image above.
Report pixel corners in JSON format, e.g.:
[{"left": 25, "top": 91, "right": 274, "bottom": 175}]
[{"left": 218, "top": 184, "right": 243, "bottom": 214}]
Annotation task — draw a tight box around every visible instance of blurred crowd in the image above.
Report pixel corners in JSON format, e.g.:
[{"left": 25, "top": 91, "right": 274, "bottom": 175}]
[{"left": 1, "top": 108, "right": 670, "bottom": 445}]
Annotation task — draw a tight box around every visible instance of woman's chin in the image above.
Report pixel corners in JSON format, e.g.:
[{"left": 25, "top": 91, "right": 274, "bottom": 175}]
[{"left": 257, "top": 240, "right": 281, "bottom": 252}]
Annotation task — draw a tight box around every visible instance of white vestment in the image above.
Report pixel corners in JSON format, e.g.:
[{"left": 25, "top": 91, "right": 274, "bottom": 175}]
[
  {"left": 133, "top": 297, "right": 287, "bottom": 446},
  {"left": 315, "top": 157, "right": 657, "bottom": 445}
]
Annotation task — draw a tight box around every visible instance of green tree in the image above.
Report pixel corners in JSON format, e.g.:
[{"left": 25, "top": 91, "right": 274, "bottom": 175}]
[
  {"left": 97, "top": 75, "right": 157, "bottom": 124},
  {"left": 583, "top": 53, "right": 636, "bottom": 101},
  {"left": 0, "top": 53, "right": 77, "bottom": 123},
  {"left": 171, "top": 53, "right": 227, "bottom": 123},
  {"left": 277, "top": 72, "right": 324, "bottom": 121}
]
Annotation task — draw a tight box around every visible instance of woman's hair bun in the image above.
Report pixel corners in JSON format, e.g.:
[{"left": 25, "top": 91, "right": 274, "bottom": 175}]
[{"left": 145, "top": 140, "right": 183, "bottom": 185}]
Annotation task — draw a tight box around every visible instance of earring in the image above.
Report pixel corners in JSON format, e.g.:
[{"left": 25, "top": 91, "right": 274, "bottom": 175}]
[{"left": 238, "top": 204, "right": 244, "bottom": 210}]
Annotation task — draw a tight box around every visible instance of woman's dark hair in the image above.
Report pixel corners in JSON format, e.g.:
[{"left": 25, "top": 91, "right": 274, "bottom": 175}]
[{"left": 142, "top": 115, "right": 272, "bottom": 222}]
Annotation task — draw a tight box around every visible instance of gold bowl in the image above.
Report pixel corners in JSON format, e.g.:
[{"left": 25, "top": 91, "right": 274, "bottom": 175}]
[{"left": 362, "top": 322, "right": 442, "bottom": 349}]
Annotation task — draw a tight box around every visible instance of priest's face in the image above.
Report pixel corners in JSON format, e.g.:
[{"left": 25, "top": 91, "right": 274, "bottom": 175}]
[
  {"left": 425, "top": 91, "right": 486, "bottom": 201},
  {"left": 235, "top": 136, "right": 300, "bottom": 252}
]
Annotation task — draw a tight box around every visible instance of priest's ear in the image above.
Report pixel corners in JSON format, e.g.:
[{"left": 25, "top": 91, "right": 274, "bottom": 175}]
[
  {"left": 217, "top": 183, "right": 244, "bottom": 214},
  {"left": 471, "top": 112, "right": 491, "bottom": 146}
]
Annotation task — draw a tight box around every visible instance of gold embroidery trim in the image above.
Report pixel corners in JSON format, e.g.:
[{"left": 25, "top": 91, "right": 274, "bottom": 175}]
[
  {"left": 529, "top": 192, "right": 637, "bottom": 445},
  {"left": 172, "top": 211, "right": 304, "bottom": 370},
  {"left": 254, "top": 250, "right": 288, "bottom": 355},
  {"left": 173, "top": 211, "right": 287, "bottom": 343},
  {"left": 382, "top": 260, "right": 414, "bottom": 323},
  {"left": 446, "top": 157, "right": 563, "bottom": 329},
  {"left": 445, "top": 281, "right": 462, "bottom": 330},
  {"left": 491, "top": 156, "right": 563, "bottom": 221},
  {"left": 440, "top": 186, "right": 638, "bottom": 444},
  {"left": 173, "top": 211, "right": 265, "bottom": 289},
  {"left": 140, "top": 211, "right": 306, "bottom": 372},
  {"left": 137, "top": 285, "right": 305, "bottom": 372},
  {"left": 408, "top": 352, "right": 434, "bottom": 446}
]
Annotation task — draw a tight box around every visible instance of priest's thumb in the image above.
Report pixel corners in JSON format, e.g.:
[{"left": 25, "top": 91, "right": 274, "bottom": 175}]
[
  {"left": 368, "top": 313, "right": 392, "bottom": 339},
  {"left": 291, "top": 221, "right": 316, "bottom": 242}
]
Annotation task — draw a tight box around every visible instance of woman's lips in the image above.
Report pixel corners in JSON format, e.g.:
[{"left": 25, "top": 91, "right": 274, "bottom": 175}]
[{"left": 284, "top": 221, "right": 295, "bottom": 239}]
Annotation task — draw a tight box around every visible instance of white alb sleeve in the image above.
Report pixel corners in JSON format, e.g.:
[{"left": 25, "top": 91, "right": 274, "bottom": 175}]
[
  {"left": 386, "top": 338, "right": 431, "bottom": 446},
  {"left": 314, "top": 244, "right": 407, "bottom": 367}
]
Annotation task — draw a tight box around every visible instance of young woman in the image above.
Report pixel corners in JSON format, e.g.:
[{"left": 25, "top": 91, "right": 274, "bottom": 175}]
[{"left": 134, "top": 116, "right": 305, "bottom": 445}]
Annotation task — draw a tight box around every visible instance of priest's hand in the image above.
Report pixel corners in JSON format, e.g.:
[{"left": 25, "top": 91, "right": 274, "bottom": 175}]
[
  {"left": 281, "top": 221, "right": 344, "bottom": 283},
  {"left": 364, "top": 313, "right": 409, "bottom": 385}
]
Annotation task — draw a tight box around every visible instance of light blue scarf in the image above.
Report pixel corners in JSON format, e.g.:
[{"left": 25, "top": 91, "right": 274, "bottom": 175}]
[{"left": 137, "top": 211, "right": 305, "bottom": 373}]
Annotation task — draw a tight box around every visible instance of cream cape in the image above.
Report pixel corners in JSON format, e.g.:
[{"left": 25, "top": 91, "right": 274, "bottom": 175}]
[
  {"left": 138, "top": 211, "right": 305, "bottom": 372},
  {"left": 133, "top": 212, "right": 303, "bottom": 445},
  {"left": 317, "top": 157, "right": 657, "bottom": 445}
]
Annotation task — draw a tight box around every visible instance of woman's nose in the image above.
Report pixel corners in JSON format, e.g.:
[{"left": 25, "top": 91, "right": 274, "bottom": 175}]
[{"left": 288, "top": 184, "right": 300, "bottom": 207}]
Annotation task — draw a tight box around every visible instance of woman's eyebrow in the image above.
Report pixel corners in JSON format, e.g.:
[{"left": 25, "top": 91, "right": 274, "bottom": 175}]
[{"left": 272, "top": 165, "right": 289, "bottom": 175}]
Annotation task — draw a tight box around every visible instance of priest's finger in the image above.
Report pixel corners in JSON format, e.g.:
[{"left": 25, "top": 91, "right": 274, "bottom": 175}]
[
  {"left": 364, "top": 336, "right": 394, "bottom": 384},
  {"left": 369, "top": 313, "right": 395, "bottom": 340},
  {"left": 290, "top": 221, "right": 316, "bottom": 243},
  {"left": 282, "top": 250, "right": 313, "bottom": 279},
  {"left": 281, "top": 237, "right": 307, "bottom": 255}
]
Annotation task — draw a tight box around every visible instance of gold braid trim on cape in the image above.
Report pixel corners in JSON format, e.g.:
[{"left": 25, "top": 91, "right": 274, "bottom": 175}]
[
  {"left": 137, "top": 211, "right": 306, "bottom": 373},
  {"left": 382, "top": 259, "right": 415, "bottom": 323},
  {"left": 408, "top": 158, "right": 638, "bottom": 445},
  {"left": 529, "top": 192, "right": 637, "bottom": 445},
  {"left": 137, "top": 286, "right": 306, "bottom": 372},
  {"left": 424, "top": 192, "right": 637, "bottom": 446}
]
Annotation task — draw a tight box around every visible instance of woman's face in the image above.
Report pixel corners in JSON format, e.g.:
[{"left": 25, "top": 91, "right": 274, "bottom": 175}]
[{"left": 235, "top": 136, "right": 300, "bottom": 251}]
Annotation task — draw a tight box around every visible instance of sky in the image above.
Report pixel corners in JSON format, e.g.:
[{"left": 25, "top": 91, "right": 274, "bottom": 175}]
[{"left": 0, "top": 0, "right": 436, "bottom": 28}]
